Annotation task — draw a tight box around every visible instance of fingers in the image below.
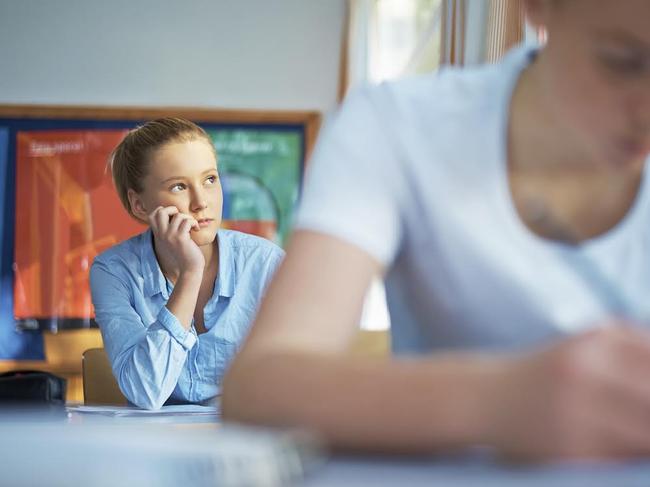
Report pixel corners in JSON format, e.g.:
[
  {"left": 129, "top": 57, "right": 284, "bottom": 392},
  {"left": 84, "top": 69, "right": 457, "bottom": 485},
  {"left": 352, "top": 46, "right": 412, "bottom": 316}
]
[
  {"left": 148, "top": 206, "right": 200, "bottom": 237},
  {"left": 591, "top": 329, "right": 650, "bottom": 456},
  {"left": 146, "top": 206, "right": 204, "bottom": 272},
  {"left": 553, "top": 326, "right": 650, "bottom": 458},
  {"left": 603, "top": 407, "right": 650, "bottom": 458},
  {"left": 174, "top": 215, "right": 199, "bottom": 234},
  {"left": 148, "top": 206, "right": 179, "bottom": 235},
  {"left": 581, "top": 326, "right": 650, "bottom": 400},
  {"left": 168, "top": 213, "right": 199, "bottom": 236},
  {"left": 495, "top": 326, "right": 650, "bottom": 461}
]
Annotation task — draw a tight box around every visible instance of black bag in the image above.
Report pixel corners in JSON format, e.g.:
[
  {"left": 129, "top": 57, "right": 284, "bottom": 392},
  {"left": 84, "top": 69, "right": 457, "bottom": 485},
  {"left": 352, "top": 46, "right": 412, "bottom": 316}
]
[{"left": 0, "top": 370, "right": 67, "bottom": 404}]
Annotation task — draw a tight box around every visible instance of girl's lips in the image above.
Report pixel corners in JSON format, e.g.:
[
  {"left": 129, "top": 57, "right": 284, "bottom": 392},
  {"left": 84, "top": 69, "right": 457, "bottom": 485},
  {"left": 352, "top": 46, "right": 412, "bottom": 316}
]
[{"left": 197, "top": 219, "right": 213, "bottom": 228}]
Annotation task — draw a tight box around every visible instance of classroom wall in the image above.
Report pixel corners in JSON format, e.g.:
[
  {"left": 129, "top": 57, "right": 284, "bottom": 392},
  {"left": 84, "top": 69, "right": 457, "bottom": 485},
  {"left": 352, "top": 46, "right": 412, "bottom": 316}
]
[
  {"left": 0, "top": 0, "right": 345, "bottom": 112},
  {"left": 0, "top": 0, "right": 346, "bottom": 360}
]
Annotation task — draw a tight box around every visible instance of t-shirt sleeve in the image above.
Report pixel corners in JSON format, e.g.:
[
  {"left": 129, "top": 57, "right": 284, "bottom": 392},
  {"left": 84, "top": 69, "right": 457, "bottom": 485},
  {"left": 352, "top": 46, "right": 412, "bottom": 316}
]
[{"left": 295, "top": 87, "right": 406, "bottom": 266}]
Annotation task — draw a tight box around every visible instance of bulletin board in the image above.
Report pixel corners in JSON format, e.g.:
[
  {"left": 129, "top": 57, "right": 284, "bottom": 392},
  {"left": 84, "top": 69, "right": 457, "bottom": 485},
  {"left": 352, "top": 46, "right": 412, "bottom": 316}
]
[{"left": 0, "top": 105, "right": 320, "bottom": 358}]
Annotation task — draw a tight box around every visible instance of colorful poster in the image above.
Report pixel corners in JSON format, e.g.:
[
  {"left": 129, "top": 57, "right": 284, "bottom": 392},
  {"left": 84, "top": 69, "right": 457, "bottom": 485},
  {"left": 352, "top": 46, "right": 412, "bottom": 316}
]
[
  {"left": 9, "top": 125, "right": 304, "bottom": 335},
  {"left": 212, "top": 129, "right": 302, "bottom": 245},
  {"left": 13, "top": 130, "right": 145, "bottom": 330}
]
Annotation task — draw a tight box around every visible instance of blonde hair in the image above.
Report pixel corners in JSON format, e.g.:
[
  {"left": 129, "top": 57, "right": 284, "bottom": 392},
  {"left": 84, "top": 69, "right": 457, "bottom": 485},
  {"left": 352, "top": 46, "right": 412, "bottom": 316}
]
[{"left": 109, "top": 117, "right": 215, "bottom": 219}]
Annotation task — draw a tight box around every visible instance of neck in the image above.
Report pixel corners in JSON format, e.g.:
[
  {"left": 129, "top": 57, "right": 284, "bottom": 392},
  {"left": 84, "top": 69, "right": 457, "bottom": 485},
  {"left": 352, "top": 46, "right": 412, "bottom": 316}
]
[
  {"left": 155, "top": 235, "right": 219, "bottom": 283},
  {"left": 509, "top": 58, "right": 577, "bottom": 174},
  {"left": 200, "top": 238, "right": 218, "bottom": 274},
  {"left": 506, "top": 54, "right": 647, "bottom": 242},
  {"left": 509, "top": 54, "right": 644, "bottom": 177}
]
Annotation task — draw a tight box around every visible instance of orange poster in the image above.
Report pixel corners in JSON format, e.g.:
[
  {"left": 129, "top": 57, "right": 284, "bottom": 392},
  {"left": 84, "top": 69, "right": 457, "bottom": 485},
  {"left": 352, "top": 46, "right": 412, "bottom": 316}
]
[{"left": 14, "top": 130, "right": 145, "bottom": 326}]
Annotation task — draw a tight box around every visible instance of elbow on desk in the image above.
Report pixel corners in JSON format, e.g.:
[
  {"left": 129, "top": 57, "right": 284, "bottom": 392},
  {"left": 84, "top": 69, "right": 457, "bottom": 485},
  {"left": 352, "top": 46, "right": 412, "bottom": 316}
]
[
  {"left": 132, "top": 394, "right": 166, "bottom": 411},
  {"left": 119, "top": 383, "right": 167, "bottom": 411},
  {"left": 117, "top": 369, "right": 169, "bottom": 411}
]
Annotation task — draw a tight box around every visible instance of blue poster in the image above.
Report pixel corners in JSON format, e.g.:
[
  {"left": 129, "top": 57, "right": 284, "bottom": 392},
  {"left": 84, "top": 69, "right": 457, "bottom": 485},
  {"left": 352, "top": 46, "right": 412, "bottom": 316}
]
[{"left": 0, "top": 128, "right": 44, "bottom": 359}]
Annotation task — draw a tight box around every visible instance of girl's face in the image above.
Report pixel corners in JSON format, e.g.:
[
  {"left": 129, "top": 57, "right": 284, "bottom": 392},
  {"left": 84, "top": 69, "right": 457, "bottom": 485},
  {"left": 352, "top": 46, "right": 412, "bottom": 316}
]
[
  {"left": 138, "top": 138, "right": 223, "bottom": 247},
  {"left": 530, "top": 0, "right": 650, "bottom": 167}
]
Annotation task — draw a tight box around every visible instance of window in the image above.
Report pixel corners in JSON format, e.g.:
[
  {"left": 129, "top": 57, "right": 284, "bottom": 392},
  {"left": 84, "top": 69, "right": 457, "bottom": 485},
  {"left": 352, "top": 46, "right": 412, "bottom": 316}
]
[
  {"left": 349, "top": 0, "right": 443, "bottom": 331},
  {"left": 348, "top": 0, "right": 444, "bottom": 89},
  {"left": 369, "top": 0, "right": 443, "bottom": 81}
]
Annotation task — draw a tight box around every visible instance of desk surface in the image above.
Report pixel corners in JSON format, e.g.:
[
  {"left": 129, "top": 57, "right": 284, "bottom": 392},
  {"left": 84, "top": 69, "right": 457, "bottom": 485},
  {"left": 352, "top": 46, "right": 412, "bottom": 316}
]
[
  {"left": 305, "top": 456, "right": 650, "bottom": 487},
  {"left": 3, "top": 408, "right": 650, "bottom": 487},
  {"left": 1, "top": 414, "right": 305, "bottom": 487}
]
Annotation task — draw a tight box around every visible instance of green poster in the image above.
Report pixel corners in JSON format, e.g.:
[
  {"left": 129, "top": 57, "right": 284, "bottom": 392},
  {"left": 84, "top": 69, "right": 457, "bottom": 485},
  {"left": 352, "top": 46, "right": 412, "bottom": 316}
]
[{"left": 210, "top": 129, "right": 302, "bottom": 246}]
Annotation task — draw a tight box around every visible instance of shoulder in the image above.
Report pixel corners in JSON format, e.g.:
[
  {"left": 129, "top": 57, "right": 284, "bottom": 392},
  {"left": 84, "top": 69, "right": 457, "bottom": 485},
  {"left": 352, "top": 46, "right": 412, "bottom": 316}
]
[
  {"left": 314, "top": 58, "right": 507, "bottom": 182},
  {"left": 364, "top": 60, "right": 504, "bottom": 130},
  {"left": 347, "top": 45, "right": 532, "bottom": 136},
  {"left": 91, "top": 230, "right": 149, "bottom": 278}
]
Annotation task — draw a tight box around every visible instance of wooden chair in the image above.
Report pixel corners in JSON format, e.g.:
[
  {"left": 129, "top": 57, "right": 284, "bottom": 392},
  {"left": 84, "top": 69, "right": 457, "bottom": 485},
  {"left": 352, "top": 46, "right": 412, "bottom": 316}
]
[
  {"left": 82, "top": 348, "right": 128, "bottom": 405},
  {"left": 349, "top": 330, "right": 390, "bottom": 357}
]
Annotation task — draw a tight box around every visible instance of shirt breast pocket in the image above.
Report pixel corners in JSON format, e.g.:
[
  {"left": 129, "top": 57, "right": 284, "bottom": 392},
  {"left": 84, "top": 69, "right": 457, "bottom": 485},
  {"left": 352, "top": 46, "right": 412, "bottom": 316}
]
[{"left": 201, "top": 336, "right": 239, "bottom": 387}]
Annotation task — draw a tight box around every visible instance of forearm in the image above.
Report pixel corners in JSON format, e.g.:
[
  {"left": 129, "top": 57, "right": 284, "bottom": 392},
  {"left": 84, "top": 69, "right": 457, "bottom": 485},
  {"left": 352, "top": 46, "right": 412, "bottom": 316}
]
[
  {"left": 110, "top": 307, "right": 198, "bottom": 410},
  {"left": 102, "top": 306, "right": 196, "bottom": 409},
  {"left": 91, "top": 259, "right": 200, "bottom": 409},
  {"left": 222, "top": 350, "right": 505, "bottom": 453},
  {"left": 165, "top": 270, "right": 202, "bottom": 330}
]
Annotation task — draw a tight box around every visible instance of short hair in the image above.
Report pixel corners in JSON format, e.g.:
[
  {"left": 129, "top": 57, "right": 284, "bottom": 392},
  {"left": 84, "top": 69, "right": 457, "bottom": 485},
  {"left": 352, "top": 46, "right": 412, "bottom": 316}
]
[{"left": 109, "top": 117, "right": 215, "bottom": 219}]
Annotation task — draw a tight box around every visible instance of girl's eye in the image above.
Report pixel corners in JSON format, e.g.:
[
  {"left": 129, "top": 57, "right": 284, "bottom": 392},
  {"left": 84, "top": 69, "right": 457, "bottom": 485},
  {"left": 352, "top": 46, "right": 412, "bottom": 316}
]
[
  {"left": 205, "top": 175, "right": 218, "bottom": 185},
  {"left": 170, "top": 183, "right": 185, "bottom": 193}
]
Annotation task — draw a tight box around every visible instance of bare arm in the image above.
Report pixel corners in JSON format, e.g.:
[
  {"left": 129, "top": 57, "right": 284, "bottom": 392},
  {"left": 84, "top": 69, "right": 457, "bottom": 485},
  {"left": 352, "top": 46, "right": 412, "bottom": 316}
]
[
  {"left": 223, "top": 230, "right": 650, "bottom": 458},
  {"left": 222, "top": 230, "right": 500, "bottom": 452}
]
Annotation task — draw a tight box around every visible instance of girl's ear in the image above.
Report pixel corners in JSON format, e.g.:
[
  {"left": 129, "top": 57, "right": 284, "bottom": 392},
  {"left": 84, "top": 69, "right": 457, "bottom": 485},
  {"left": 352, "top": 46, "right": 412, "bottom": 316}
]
[{"left": 127, "top": 189, "right": 149, "bottom": 223}]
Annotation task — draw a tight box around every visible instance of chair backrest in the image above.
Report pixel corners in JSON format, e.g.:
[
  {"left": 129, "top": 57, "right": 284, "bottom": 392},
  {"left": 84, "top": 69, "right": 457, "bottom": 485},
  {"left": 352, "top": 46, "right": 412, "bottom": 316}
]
[
  {"left": 349, "top": 330, "right": 390, "bottom": 357},
  {"left": 82, "top": 348, "right": 128, "bottom": 405}
]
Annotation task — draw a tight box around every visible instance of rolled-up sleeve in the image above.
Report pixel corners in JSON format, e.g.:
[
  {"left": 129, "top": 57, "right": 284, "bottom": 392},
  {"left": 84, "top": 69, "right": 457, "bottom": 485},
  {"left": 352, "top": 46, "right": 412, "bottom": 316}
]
[
  {"left": 90, "top": 259, "right": 196, "bottom": 410},
  {"left": 156, "top": 305, "right": 196, "bottom": 350}
]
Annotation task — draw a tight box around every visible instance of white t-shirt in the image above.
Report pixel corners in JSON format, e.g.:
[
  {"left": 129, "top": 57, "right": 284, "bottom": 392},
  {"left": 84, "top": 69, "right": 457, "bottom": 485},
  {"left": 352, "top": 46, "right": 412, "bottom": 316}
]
[{"left": 296, "top": 45, "right": 650, "bottom": 355}]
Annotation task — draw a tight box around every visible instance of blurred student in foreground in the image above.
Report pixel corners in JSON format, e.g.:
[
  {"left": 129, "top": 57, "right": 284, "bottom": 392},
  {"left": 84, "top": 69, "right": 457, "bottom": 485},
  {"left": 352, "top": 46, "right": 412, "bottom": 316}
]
[{"left": 223, "top": 0, "right": 650, "bottom": 460}]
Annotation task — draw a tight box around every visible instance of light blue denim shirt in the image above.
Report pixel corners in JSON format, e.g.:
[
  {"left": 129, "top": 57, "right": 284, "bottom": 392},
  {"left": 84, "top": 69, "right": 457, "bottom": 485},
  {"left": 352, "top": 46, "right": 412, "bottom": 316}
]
[{"left": 90, "top": 229, "right": 284, "bottom": 409}]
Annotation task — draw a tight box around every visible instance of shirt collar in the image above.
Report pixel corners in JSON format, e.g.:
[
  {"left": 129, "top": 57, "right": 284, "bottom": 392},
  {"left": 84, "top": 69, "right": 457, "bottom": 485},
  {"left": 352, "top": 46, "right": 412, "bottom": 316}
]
[
  {"left": 140, "top": 229, "right": 169, "bottom": 299},
  {"left": 140, "top": 228, "right": 236, "bottom": 300}
]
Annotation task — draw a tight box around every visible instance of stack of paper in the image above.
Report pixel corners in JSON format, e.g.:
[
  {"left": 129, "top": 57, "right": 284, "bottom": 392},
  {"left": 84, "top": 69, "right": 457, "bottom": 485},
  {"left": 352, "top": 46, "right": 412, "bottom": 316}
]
[{"left": 67, "top": 404, "right": 219, "bottom": 421}]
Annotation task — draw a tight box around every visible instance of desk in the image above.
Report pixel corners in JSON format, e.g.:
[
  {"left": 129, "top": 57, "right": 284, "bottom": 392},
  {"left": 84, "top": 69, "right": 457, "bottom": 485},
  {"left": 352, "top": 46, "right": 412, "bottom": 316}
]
[
  {"left": 0, "top": 410, "right": 305, "bottom": 487},
  {"left": 3, "top": 408, "right": 650, "bottom": 486},
  {"left": 304, "top": 456, "right": 650, "bottom": 487},
  {"left": 58, "top": 408, "right": 650, "bottom": 486}
]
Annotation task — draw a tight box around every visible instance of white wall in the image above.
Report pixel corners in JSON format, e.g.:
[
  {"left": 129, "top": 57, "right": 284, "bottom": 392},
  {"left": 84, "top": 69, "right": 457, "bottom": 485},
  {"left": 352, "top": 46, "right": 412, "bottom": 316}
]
[{"left": 0, "top": 0, "right": 345, "bottom": 113}]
